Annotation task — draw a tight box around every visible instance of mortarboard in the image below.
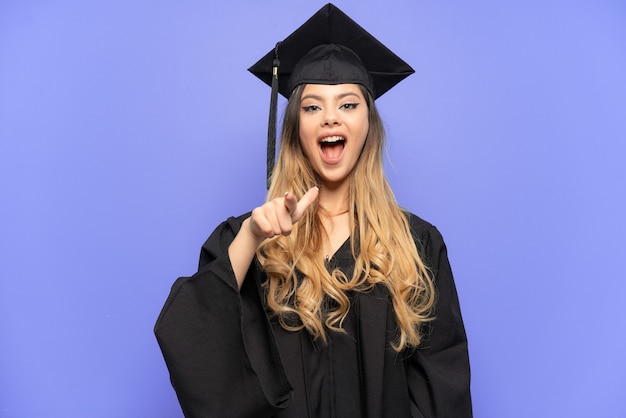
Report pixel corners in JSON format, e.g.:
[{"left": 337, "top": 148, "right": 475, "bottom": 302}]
[{"left": 248, "top": 3, "right": 415, "bottom": 187}]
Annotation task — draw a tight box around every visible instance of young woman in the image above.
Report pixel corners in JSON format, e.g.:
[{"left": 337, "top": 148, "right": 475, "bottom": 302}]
[{"left": 156, "top": 4, "right": 472, "bottom": 417}]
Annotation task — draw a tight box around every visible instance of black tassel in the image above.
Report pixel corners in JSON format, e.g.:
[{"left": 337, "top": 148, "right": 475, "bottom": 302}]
[{"left": 266, "top": 42, "right": 280, "bottom": 189}]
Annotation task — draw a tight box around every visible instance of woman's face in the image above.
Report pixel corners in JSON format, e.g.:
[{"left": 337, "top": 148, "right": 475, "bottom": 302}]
[{"left": 298, "top": 83, "right": 369, "bottom": 189}]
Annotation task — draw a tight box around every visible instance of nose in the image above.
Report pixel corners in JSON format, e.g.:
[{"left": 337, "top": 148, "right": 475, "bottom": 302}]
[{"left": 322, "top": 108, "right": 341, "bottom": 126}]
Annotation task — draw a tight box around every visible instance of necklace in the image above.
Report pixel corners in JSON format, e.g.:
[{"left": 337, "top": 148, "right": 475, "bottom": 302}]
[{"left": 319, "top": 206, "right": 350, "bottom": 217}]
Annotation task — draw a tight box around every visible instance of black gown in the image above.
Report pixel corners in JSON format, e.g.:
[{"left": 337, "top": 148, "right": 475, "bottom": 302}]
[{"left": 155, "top": 212, "right": 472, "bottom": 417}]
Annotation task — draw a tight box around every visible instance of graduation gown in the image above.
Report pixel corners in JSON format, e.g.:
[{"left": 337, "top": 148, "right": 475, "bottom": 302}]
[{"left": 154, "top": 212, "right": 472, "bottom": 417}]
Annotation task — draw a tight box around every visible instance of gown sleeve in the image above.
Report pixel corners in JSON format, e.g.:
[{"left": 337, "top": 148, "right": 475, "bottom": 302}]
[
  {"left": 406, "top": 215, "right": 473, "bottom": 418},
  {"left": 154, "top": 214, "right": 293, "bottom": 417}
]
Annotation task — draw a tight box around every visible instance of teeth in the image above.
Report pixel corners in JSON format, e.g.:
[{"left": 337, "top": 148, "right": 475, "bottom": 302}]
[{"left": 320, "top": 136, "right": 345, "bottom": 143}]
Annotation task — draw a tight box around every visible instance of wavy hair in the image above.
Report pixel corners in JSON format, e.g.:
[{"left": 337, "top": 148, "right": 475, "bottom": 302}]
[{"left": 257, "top": 84, "right": 435, "bottom": 351}]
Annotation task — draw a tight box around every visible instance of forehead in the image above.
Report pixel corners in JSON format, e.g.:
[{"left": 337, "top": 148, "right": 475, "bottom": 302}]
[{"left": 300, "top": 83, "right": 365, "bottom": 99}]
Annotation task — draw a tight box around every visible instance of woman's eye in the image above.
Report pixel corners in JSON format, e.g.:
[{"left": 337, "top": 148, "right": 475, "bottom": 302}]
[
  {"left": 302, "top": 105, "right": 320, "bottom": 113},
  {"left": 341, "top": 103, "right": 359, "bottom": 110}
]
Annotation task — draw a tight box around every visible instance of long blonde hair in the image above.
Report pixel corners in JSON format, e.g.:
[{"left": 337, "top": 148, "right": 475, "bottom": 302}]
[{"left": 257, "top": 84, "right": 435, "bottom": 351}]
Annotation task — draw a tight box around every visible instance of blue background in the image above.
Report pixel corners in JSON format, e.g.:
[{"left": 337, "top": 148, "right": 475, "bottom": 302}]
[{"left": 1, "top": 1, "right": 624, "bottom": 416}]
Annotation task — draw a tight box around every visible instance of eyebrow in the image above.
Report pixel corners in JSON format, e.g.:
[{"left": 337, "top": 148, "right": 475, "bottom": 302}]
[{"left": 300, "top": 91, "right": 362, "bottom": 102}]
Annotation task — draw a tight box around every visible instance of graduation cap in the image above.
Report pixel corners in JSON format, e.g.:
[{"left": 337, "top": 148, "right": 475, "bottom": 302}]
[{"left": 248, "top": 3, "right": 415, "bottom": 188}]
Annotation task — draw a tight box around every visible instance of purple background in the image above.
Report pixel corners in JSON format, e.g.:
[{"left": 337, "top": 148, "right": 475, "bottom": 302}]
[{"left": 1, "top": 1, "right": 625, "bottom": 416}]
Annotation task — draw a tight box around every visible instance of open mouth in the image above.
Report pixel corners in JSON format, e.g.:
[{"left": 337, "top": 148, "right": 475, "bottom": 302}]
[{"left": 319, "top": 135, "right": 346, "bottom": 160}]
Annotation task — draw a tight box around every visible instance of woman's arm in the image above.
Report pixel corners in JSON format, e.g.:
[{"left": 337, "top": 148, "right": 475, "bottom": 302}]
[
  {"left": 407, "top": 218, "right": 473, "bottom": 417},
  {"left": 228, "top": 187, "right": 319, "bottom": 289}
]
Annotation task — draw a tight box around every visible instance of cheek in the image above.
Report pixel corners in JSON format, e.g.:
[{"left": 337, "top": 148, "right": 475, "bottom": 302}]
[
  {"left": 298, "top": 122, "right": 318, "bottom": 157},
  {"left": 358, "top": 121, "right": 369, "bottom": 149},
  {"left": 298, "top": 131, "right": 315, "bottom": 160}
]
